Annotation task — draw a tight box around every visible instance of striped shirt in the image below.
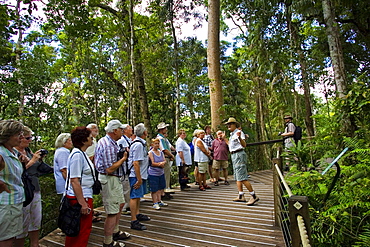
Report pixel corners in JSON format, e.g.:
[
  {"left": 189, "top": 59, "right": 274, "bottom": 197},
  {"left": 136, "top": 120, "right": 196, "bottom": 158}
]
[
  {"left": 95, "top": 135, "right": 123, "bottom": 177},
  {"left": 0, "top": 145, "right": 24, "bottom": 205}
]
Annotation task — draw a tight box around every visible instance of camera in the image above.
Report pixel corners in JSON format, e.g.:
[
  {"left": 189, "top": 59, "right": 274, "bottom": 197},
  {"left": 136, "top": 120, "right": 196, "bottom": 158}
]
[
  {"left": 117, "top": 145, "right": 126, "bottom": 160},
  {"left": 40, "top": 149, "right": 48, "bottom": 155}
]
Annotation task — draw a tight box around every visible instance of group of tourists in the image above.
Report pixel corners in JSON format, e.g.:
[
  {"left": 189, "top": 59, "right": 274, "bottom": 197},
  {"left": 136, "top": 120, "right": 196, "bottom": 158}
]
[{"left": 0, "top": 116, "right": 264, "bottom": 247}]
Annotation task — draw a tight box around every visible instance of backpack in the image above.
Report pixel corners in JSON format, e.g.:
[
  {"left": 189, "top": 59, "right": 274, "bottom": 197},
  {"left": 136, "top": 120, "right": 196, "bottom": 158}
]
[{"left": 293, "top": 124, "right": 302, "bottom": 144}]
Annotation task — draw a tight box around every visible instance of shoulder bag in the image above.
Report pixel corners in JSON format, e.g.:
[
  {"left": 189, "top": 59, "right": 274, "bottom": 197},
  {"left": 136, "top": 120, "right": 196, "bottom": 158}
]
[{"left": 57, "top": 152, "right": 82, "bottom": 237}]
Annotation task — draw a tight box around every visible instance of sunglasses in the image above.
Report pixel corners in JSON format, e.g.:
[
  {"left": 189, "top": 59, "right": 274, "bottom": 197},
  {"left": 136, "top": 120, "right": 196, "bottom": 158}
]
[{"left": 25, "top": 136, "right": 33, "bottom": 140}]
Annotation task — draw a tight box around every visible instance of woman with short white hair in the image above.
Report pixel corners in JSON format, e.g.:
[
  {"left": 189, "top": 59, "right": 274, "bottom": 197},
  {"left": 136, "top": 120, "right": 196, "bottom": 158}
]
[{"left": 54, "top": 133, "right": 72, "bottom": 195}]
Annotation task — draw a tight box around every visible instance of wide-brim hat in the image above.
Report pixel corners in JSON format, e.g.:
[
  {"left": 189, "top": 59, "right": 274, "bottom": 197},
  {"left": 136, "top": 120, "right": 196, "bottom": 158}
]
[
  {"left": 224, "top": 117, "right": 238, "bottom": 125},
  {"left": 157, "top": 122, "right": 169, "bottom": 130},
  {"left": 283, "top": 115, "right": 293, "bottom": 120}
]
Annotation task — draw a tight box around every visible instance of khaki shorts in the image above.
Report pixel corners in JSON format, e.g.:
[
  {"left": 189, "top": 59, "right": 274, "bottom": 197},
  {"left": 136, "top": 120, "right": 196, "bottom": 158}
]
[
  {"left": 212, "top": 160, "right": 229, "bottom": 170},
  {"left": 0, "top": 203, "right": 23, "bottom": 241},
  {"left": 198, "top": 162, "right": 208, "bottom": 174},
  {"left": 100, "top": 174, "right": 125, "bottom": 215}
]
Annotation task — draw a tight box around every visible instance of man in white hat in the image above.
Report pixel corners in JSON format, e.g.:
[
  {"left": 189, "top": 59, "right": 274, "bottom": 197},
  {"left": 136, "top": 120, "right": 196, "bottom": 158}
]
[
  {"left": 156, "top": 122, "right": 175, "bottom": 200},
  {"left": 279, "top": 115, "right": 296, "bottom": 150},
  {"left": 225, "top": 117, "right": 259, "bottom": 206},
  {"left": 95, "top": 120, "right": 130, "bottom": 247}
]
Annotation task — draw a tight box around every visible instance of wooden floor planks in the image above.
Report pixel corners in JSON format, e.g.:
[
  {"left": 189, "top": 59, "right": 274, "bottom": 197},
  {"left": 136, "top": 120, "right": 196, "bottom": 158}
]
[{"left": 40, "top": 169, "right": 284, "bottom": 247}]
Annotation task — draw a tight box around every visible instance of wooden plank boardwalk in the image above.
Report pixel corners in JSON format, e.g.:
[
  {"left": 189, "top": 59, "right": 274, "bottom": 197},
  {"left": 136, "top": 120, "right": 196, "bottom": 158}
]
[{"left": 40, "top": 169, "right": 284, "bottom": 247}]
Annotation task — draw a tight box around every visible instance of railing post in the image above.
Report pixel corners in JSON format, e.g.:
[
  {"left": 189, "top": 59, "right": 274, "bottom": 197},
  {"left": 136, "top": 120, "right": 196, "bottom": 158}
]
[
  {"left": 272, "top": 157, "right": 281, "bottom": 227},
  {"left": 289, "top": 195, "right": 311, "bottom": 247}
]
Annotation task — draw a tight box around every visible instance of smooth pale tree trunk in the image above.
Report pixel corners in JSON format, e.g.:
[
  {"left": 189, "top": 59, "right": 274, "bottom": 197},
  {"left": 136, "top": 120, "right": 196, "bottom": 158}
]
[
  {"left": 207, "top": 0, "right": 224, "bottom": 131},
  {"left": 322, "top": 0, "right": 357, "bottom": 136},
  {"left": 322, "top": 0, "right": 347, "bottom": 97}
]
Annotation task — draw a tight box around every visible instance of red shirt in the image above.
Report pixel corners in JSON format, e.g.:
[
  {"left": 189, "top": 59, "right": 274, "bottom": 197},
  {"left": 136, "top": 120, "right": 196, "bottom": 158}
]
[{"left": 211, "top": 138, "right": 229, "bottom": 161}]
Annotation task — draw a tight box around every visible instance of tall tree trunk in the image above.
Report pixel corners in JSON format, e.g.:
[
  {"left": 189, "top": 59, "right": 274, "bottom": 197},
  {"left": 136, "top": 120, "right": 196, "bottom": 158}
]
[
  {"left": 129, "top": 0, "right": 152, "bottom": 137},
  {"left": 285, "top": 5, "right": 315, "bottom": 137},
  {"left": 207, "top": 0, "right": 224, "bottom": 131},
  {"left": 322, "top": 0, "right": 357, "bottom": 136},
  {"left": 322, "top": 0, "right": 347, "bottom": 97},
  {"left": 170, "top": 18, "right": 180, "bottom": 133},
  {"left": 15, "top": 0, "right": 24, "bottom": 120},
  {"left": 254, "top": 77, "right": 270, "bottom": 169}
]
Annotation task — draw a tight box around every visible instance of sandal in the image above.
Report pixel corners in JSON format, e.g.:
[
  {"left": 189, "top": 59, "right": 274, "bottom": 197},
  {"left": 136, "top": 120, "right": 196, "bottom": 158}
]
[
  {"left": 136, "top": 213, "right": 151, "bottom": 221},
  {"left": 199, "top": 186, "right": 206, "bottom": 191},
  {"left": 92, "top": 216, "right": 102, "bottom": 223},
  {"left": 204, "top": 185, "right": 212, "bottom": 189},
  {"left": 103, "top": 241, "right": 126, "bottom": 247},
  {"left": 93, "top": 211, "right": 102, "bottom": 216},
  {"left": 214, "top": 181, "right": 219, "bottom": 186},
  {"left": 224, "top": 181, "right": 230, "bottom": 185}
]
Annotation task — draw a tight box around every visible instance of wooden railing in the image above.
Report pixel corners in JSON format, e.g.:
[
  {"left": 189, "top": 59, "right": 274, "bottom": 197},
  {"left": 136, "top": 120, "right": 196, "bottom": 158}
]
[{"left": 273, "top": 156, "right": 311, "bottom": 247}]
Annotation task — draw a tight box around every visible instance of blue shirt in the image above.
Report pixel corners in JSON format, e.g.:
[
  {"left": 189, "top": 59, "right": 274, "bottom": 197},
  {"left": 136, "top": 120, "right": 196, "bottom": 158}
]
[
  {"left": 54, "top": 147, "right": 70, "bottom": 194},
  {"left": 128, "top": 137, "right": 149, "bottom": 180}
]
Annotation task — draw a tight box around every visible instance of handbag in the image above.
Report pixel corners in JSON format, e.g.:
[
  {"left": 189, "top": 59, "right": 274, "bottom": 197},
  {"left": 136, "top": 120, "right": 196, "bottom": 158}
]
[
  {"left": 81, "top": 152, "right": 101, "bottom": 195},
  {"left": 58, "top": 195, "right": 82, "bottom": 237},
  {"left": 22, "top": 168, "right": 35, "bottom": 207},
  {"left": 37, "top": 161, "right": 54, "bottom": 175},
  {"left": 57, "top": 158, "right": 82, "bottom": 237},
  {"left": 18, "top": 154, "right": 35, "bottom": 207}
]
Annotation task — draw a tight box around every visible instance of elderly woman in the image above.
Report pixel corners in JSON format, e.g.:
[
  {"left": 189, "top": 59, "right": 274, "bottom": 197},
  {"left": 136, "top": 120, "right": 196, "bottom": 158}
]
[
  {"left": 14, "top": 126, "right": 44, "bottom": 247},
  {"left": 194, "top": 129, "right": 212, "bottom": 191},
  {"left": 54, "top": 133, "right": 72, "bottom": 195},
  {"left": 175, "top": 129, "right": 192, "bottom": 191},
  {"left": 65, "top": 126, "right": 95, "bottom": 247},
  {"left": 0, "top": 120, "right": 24, "bottom": 247}
]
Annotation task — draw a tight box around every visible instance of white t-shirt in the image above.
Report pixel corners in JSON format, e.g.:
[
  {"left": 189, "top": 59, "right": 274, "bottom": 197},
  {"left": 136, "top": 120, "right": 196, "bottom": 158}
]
[
  {"left": 175, "top": 137, "right": 192, "bottom": 166},
  {"left": 66, "top": 148, "right": 95, "bottom": 199}
]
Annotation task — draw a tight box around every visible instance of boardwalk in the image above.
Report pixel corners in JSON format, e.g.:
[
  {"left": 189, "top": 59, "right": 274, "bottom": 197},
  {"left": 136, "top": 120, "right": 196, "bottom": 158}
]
[{"left": 40, "top": 170, "right": 284, "bottom": 247}]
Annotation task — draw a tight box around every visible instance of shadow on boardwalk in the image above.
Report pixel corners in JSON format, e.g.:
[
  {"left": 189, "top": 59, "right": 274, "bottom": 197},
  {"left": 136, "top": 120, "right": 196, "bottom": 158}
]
[{"left": 40, "top": 170, "right": 284, "bottom": 247}]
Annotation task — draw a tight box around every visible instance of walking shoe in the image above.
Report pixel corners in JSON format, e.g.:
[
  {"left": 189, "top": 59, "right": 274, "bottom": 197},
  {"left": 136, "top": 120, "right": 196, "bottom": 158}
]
[
  {"left": 130, "top": 220, "right": 147, "bottom": 230},
  {"left": 246, "top": 196, "right": 260, "bottom": 206},
  {"left": 214, "top": 181, "right": 219, "bottom": 186},
  {"left": 103, "top": 240, "right": 126, "bottom": 247},
  {"left": 233, "top": 194, "right": 246, "bottom": 202},
  {"left": 204, "top": 185, "right": 212, "bottom": 189},
  {"left": 161, "top": 193, "right": 173, "bottom": 200},
  {"left": 136, "top": 213, "right": 151, "bottom": 221},
  {"left": 224, "top": 181, "right": 230, "bottom": 185},
  {"left": 113, "top": 231, "right": 131, "bottom": 241},
  {"left": 153, "top": 203, "right": 161, "bottom": 210},
  {"left": 199, "top": 186, "right": 206, "bottom": 191},
  {"left": 159, "top": 200, "right": 168, "bottom": 207}
]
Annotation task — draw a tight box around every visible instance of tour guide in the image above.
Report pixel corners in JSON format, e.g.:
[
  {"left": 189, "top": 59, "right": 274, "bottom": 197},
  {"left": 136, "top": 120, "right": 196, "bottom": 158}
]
[{"left": 225, "top": 117, "right": 259, "bottom": 206}]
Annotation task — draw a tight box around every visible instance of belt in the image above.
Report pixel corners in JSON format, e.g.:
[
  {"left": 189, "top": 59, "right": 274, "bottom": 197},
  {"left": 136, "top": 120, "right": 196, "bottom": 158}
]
[
  {"left": 231, "top": 149, "right": 244, "bottom": 154},
  {"left": 99, "top": 172, "right": 121, "bottom": 178}
]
